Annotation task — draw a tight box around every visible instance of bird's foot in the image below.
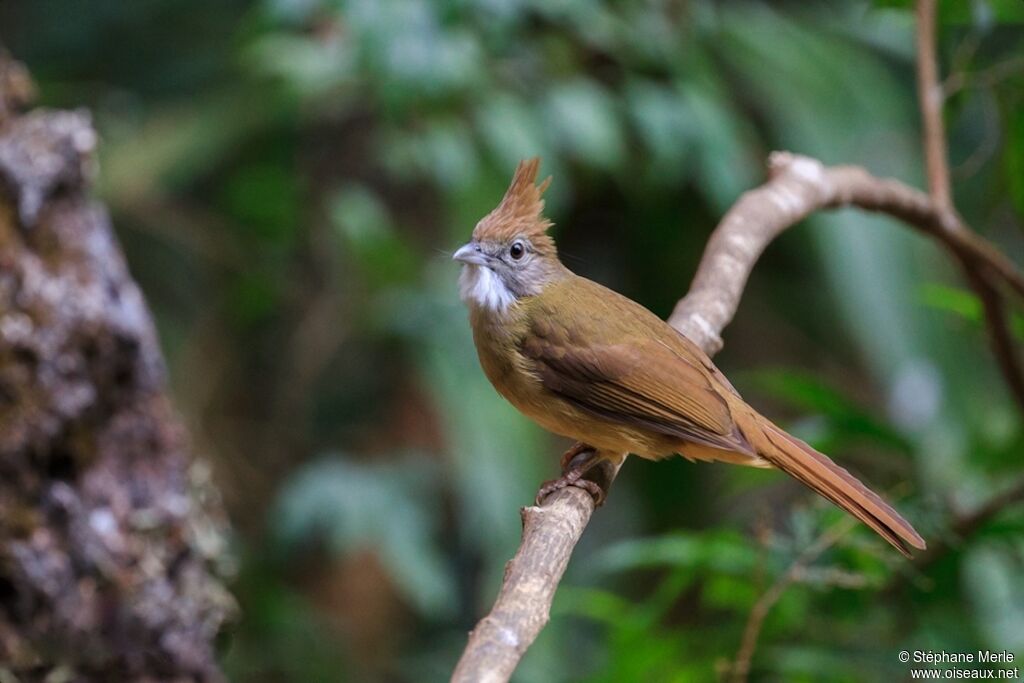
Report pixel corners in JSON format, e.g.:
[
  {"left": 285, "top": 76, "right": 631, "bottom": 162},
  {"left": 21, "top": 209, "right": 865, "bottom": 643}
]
[
  {"left": 559, "top": 441, "right": 592, "bottom": 472},
  {"left": 536, "top": 445, "right": 606, "bottom": 507},
  {"left": 536, "top": 471, "right": 606, "bottom": 507}
]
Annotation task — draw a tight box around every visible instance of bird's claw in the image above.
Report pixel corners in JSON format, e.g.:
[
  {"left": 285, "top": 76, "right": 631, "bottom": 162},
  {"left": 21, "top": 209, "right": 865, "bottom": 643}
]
[
  {"left": 536, "top": 446, "right": 607, "bottom": 507},
  {"left": 536, "top": 476, "right": 606, "bottom": 507},
  {"left": 559, "top": 441, "right": 593, "bottom": 472}
]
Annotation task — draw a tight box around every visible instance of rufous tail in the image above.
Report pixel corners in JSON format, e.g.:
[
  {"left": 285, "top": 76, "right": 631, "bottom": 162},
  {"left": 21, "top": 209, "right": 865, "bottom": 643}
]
[{"left": 738, "top": 410, "right": 926, "bottom": 557}]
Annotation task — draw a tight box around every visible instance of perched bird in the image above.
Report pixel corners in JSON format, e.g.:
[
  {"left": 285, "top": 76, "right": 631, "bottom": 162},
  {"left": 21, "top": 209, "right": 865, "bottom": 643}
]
[{"left": 453, "top": 158, "right": 925, "bottom": 557}]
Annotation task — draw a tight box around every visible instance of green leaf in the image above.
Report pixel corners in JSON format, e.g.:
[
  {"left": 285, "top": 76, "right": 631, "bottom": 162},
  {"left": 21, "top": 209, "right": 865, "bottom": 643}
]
[
  {"left": 474, "top": 94, "right": 548, "bottom": 169},
  {"left": 273, "top": 454, "right": 457, "bottom": 617},
  {"left": 593, "top": 530, "right": 759, "bottom": 576},
  {"left": 99, "top": 87, "right": 286, "bottom": 201},
  {"left": 679, "top": 81, "right": 759, "bottom": 209},
  {"left": 919, "top": 283, "right": 1024, "bottom": 339},
  {"left": 704, "top": 574, "right": 758, "bottom": 610},
  {"left": 554, "top": 586, "right": 633, "bottom": 625},
  {"left": 870, "top": 0, "right": 1024, "bottom": 25},
  {"left": 624, "top": 78, "right": 694, "bottom": 183},
  {"left": 544, "top": 78, "right": 625, "bottom": 170},
  {"left": 329, "top": 184, "right": 417, "bottom": 286},
  {"left": 919, "top": 282, "right": 984, "bottom": 322},
  {"left": 244, "top": 33, "right": 355, "bottom": 98},
  {"left": 228, "top": 270, "right": 281, "bottom": 326},
  {"left": 963, "top": 542, "right": 1024, "bottom": 653},
  {"left": 222, "top": 163, "right": 298, "bottom": 242},
  {"left": 747, "top": 369, "right": 913, "bottom": 453}
]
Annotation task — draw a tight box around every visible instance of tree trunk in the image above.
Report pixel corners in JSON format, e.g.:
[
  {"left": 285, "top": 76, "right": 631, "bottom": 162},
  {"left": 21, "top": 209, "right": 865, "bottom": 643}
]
[{"left": 0, "top": 51, "right": 234, "bottom": 682}]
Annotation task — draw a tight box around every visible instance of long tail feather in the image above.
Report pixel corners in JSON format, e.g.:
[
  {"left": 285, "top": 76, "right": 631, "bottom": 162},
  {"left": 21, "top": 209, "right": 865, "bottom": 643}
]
[{"left": 744, "top": 414, "right": 925, "bottom": 557}]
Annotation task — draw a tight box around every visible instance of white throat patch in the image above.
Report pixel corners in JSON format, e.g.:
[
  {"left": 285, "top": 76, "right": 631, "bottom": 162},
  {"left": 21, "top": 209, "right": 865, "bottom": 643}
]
[{"left": 459, "top": 265, "right": 516, "bottom": 312}]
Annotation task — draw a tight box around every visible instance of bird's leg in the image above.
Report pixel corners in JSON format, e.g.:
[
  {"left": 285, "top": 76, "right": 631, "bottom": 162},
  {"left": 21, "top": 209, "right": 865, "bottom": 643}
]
[
  {"left": 558, "top": 440, "right": 592, "bottom": 472},
  {"left": 536, "top": 443, "right": 607, "bottom": 507}
]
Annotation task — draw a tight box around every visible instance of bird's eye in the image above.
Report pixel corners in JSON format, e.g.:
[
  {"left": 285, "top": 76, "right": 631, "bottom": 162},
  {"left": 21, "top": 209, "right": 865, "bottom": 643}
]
[{"left": 509, "top": 241, "right": 525, "bottom": 260}]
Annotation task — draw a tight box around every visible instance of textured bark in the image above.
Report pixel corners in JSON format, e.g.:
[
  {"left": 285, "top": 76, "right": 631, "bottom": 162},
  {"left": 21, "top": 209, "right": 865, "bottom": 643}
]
[
  {"left": 0, "top": 54, "right": 234, "bottom": 681},
  {"left": 450, "top": 463, "right": 619, "bottom": 683}
]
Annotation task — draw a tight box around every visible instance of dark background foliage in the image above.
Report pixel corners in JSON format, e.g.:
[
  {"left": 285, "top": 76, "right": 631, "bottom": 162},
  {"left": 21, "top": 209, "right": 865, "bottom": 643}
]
[{"left": 2, "top": 0, "right": 1022, "bottom": 680}]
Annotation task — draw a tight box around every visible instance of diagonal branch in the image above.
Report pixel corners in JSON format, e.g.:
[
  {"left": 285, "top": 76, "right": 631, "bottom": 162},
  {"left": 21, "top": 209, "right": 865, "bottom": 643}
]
[{"left": 450, "top": 152, "right": 1024, "bottom": 682}]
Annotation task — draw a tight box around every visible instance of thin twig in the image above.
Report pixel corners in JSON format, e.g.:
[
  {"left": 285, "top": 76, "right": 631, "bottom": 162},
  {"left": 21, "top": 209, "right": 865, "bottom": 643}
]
[
  {"left": 912, "top": 0, "right": 1024, "bottom": 411},
  {"left": 910, "top": 475, "right": 1024, "bottom": 572},
  {"left": 944, "top": 30, "right": 982, "bottom": 92},
  {"left": 944, "top": 55, "right": 1024, "bottom": 98},
  {"left": 963, "top": 267, "right": 1024, "bottom": 410},
  {"left": 953, "top": 476, "right": 1024, "bottom": 538},
  {"left": 951, "top": 91, "right": 1000, "bottom": 181},
  {"left": 916, "top": 0, "right": 952, "bottom": 212},
  {"left": 729, "top": 516, "right": 858, "bottom": 683}
]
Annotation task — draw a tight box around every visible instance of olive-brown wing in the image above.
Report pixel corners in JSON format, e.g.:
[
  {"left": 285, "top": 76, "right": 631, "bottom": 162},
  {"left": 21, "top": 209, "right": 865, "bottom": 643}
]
[{"left": 520, "top": 333, "right": 752, "bottom": 454}]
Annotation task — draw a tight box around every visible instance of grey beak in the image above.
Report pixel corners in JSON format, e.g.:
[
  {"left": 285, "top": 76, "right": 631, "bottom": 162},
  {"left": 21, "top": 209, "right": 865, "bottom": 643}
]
[{"left": 453, "top": 242, "right": 489, "bottom": 266}]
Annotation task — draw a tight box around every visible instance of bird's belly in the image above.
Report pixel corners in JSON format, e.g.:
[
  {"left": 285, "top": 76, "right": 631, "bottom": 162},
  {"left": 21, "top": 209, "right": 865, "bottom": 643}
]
[
  {"left": 472, "top": 326, "right": 676, "bottom": 457},
  {"left": 498, "top": 373, "right": 753, "bottom": 463},
  {"left": 508, "top": 389, "right": 675, "bottom": 458}
]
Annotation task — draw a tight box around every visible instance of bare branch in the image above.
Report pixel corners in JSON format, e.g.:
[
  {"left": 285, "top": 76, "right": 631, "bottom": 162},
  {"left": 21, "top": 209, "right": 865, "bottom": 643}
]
[
  {"left": 916, "top": 0, "right": 952, "bottom": 212},
  {"left": 451, "top": 484, "right": 608, "bottom": 683},
  {"left": 952, "top": 476, "right": 1024, "bottom": 539},
  {"left": 451, "top": 457, "right": 622, "bottom": 683},
  {"left": 670, "top": 153, "right": 1024, "bottom": 354}
]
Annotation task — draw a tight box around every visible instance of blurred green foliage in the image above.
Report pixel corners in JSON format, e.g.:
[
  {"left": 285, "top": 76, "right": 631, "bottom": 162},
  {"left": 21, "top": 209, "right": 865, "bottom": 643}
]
[{"left": 2, "top": 0, "right": 1023, "bottom": 681}]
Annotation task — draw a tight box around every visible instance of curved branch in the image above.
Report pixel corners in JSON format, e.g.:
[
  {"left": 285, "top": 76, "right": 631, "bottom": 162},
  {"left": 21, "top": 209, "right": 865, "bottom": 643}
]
[
  {"left": 671, "top": 153, "right": 1024, "bottom": 410},
  {"left": 451, "top": 152, "right": 1024, "bottom": 683},
  {"left": 671, "top": 153, "right": 1024, "bottom": 353}
]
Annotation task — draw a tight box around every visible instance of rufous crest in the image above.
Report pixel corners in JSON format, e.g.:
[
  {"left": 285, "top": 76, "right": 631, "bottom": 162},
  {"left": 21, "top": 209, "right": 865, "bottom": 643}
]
[{"left": 472, "top": 158, "right": 555, "bottom": 255}]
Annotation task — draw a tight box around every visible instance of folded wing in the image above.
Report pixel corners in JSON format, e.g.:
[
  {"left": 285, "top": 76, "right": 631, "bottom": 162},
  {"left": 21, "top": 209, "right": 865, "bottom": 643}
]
[{"left": 520, "top": 328, "right": 752, "bottom": 455}]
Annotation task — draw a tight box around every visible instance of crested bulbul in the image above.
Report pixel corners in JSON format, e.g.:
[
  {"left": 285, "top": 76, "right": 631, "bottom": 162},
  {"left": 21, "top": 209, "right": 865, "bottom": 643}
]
[{"left": 453, "top": 158, "right": 925, "bottom": 557}]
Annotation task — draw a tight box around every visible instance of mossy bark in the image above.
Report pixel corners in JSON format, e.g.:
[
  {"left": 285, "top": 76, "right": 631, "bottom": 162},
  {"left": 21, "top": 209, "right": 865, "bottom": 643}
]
[{"left": 0, "top": 51, "right": 234, "bottom": 682}]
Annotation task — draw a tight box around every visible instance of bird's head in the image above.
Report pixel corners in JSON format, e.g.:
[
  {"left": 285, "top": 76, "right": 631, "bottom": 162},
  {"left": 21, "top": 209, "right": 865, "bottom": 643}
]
[{"left": 454, "top": 158, "right": 566, "bottom": 313}]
